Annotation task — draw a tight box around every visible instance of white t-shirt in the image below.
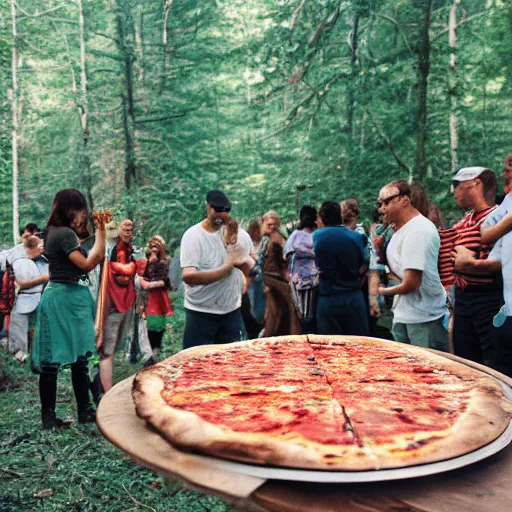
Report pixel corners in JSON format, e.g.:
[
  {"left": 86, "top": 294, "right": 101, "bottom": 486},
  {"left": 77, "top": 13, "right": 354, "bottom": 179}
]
[
  {"left": 386, "top": 214, "right": 447, "bottom": 324},
  {"left": 180, "top": 223, "right": 245, "bottom": 314},
  {"left": 11, "top": 254, "right": 48, "bottom": 314},
  {"left": 485, "top": 194, "right": 512, "bottom": 315}
]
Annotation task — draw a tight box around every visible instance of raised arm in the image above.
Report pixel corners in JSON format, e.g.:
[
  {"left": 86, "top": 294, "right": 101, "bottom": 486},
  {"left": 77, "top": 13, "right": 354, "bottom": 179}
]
[{"left": 68, "top": 223, "right": 106, "bottom": 273}]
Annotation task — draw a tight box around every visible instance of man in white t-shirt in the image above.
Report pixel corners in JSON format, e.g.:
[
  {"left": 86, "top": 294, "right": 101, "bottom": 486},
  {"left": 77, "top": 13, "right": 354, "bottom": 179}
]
[
  {"left": 180, "top": 190, "right": 251, "bottom": 349},
  {"left": 377, "top": 180, "right": 448, "bottom": 351}
]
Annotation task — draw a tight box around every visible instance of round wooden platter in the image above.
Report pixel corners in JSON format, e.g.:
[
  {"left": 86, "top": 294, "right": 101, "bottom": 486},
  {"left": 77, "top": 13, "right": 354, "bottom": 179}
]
[{"left": 97, "top": 349, "right": 512, "bottom": 512}]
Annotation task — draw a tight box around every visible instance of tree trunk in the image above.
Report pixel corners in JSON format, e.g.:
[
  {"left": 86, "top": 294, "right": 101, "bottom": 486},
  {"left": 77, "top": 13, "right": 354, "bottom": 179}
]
[
  {"left": 347, "top": 10, "right": 360, "bottom": 138},
  {"left": 214, "top": 89, "right": 222, "bottom": 165},
  {"left": 78, "top": 0, "right": 88, "bottom": 142},
  {"left": 136, "top": 9, "right": 145, "bottom": 84},
  {"left": 415, "top": 0, "right": 433, "bottom": 181},
  {"left": 77, "top": 0, "right": 94, "bottom": 211},
  {"left": 121, "top": 93, "right": 135, "bottom": 191},
  {"left": 116, "top": 1, "right": 137, "bottom": 191},
  {"left": 161, "top": 0, "right": 174, "bottom": 93},
  {"left": 11, "top": 0, "right": 19, "bottom": 244},
  {"left": 448, "top": 1, "right": 459, "bottom": 175}
]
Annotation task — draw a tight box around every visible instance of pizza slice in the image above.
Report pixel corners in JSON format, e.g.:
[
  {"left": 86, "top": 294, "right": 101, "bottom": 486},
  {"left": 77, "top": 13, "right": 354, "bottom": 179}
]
[
  {"left": 133, "top": 337, "right": 371, "bottom": 469},
  {"left": 307, "top": 335, "right": 512, "bottom": 468}
]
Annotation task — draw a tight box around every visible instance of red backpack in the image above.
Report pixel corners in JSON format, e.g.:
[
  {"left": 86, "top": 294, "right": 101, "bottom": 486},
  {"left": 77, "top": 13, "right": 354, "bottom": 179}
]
[{"left": 0, "top": 264, "right": 16, "bottom": 314}]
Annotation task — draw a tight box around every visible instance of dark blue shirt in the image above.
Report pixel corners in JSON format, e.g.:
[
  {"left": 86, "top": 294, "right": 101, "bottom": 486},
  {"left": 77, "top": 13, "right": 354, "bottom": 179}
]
[{"left": 313, "top": 226, "right": 366, "bottom": 295}]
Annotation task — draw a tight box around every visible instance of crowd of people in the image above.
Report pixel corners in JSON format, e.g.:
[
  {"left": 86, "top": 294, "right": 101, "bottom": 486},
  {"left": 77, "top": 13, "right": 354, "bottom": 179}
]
[
  {"left": 0, "top": 190, "right": 174, "bottom": 428},
  {"left": 178, "top": 155, "right": 512, "bottom": 382},
  {"left": 1, "top": 153, "right": 512, "bottom": 429}
]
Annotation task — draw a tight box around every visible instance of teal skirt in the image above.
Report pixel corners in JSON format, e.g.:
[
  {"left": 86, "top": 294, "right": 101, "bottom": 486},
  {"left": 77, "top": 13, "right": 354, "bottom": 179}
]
[{"left": 32, "top": 282, "right": 95, "bottom": 371}]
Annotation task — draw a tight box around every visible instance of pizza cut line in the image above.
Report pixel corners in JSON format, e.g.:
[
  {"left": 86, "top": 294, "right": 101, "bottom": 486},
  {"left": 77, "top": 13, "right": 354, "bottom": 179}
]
[{"left": 132, "top": 335, "right": 512, "bottom": 470}]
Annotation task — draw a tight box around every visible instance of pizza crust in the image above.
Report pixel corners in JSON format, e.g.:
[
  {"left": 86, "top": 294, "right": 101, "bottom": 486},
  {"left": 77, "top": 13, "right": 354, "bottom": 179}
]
[
  {"left": 132, "top": 335, "right": 512, "bottom": 470},
  {"left": 133, "top": 372, "right": 371, "bottom": 470},
  {"left": 361, "top": 383, "right": 512, "bottom": 469}
]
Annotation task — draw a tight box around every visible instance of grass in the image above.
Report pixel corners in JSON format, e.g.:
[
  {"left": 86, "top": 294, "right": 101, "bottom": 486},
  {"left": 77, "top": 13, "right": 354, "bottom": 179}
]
[{"left": 0, "top": 294, "right": 240, "bottom": 512}]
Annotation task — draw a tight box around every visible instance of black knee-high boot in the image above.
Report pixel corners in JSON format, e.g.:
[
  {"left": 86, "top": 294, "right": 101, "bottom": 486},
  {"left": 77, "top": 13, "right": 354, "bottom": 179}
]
[
  {"left": 148, "top": 330, "right": 164, "bottom": 351},
  {"left": 39, "top": 364, "right": 64, "bottom": 429},
  {"left": 71, "top": 359, "right": 96, "bottom": 424},
  {"left": 89, "top": 367, "right": 104, "bottom": 407}
]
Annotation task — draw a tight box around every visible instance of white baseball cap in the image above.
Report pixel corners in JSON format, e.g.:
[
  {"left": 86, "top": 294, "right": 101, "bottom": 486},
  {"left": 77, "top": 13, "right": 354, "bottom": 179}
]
[{"left": 452, "top": 166, "right": 490, "bottom": 182}]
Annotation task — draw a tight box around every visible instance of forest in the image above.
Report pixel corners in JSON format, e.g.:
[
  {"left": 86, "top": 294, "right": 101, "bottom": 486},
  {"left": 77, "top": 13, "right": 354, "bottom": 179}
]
[{"left": 0, "top": 0, "right": 511, "bottom": 247}]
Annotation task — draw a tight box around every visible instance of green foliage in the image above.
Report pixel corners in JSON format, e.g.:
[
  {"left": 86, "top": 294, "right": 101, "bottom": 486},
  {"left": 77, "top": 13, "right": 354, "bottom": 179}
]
[{"left": 0, "top": 0, "right": 510, "bottom": 247}]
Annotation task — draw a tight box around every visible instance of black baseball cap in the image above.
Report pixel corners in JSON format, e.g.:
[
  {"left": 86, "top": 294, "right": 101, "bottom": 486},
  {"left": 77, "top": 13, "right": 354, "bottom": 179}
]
[{"left": 206, "top": 190, "right": 231, "bottom": 210}]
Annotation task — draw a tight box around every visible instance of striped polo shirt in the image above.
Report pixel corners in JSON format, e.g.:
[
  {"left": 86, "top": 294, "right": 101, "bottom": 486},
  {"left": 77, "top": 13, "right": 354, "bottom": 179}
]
[{"left": 438, "top": 206, "right": 497, "bottom": 289}]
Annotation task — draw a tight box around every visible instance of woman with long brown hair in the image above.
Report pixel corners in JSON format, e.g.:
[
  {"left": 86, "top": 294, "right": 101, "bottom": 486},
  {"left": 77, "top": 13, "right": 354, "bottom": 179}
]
[
  {"left": 137, "top": 235, "right": 173, "bottom": 362},
  {"left": 33, "top": 189, "right": 106, "bottom": 428},
  {"left": 259, "top": 210, "right": 300, "bottom": 336}
]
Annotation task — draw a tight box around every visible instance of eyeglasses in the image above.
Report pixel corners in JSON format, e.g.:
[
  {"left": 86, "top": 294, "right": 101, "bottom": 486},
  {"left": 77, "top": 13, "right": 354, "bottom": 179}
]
[
  {"left": 376, "top": 193, "right": 406, "bottom": 207},
  {"left": 213, "top": 206, "right": 231, "bottom": 213}
]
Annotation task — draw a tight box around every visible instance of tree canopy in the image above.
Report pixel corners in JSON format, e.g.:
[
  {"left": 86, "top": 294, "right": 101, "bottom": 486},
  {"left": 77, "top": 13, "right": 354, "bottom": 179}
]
[{"left": 1, "top": 0, "right": 511, "bottom": 246}]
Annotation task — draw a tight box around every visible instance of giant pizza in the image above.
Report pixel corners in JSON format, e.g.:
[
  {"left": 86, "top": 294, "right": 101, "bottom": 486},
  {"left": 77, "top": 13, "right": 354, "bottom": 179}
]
[{"left": 132, "top": 335, "right": 512, "bottom": 470}]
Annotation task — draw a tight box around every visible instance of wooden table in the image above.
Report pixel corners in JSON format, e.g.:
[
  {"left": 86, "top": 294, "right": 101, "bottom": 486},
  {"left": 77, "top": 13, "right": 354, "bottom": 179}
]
[{"left": 97, "top": 353, "right": 512, "bottom": 512}]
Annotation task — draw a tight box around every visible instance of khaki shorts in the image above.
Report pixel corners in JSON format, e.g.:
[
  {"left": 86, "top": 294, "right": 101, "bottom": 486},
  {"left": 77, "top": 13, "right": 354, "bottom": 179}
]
[
  {"left": 101, "top": 308, "right": 134, "bottom": 357},
  {"left": 391, "top": 317, "right": 449, "bottom": 352}
]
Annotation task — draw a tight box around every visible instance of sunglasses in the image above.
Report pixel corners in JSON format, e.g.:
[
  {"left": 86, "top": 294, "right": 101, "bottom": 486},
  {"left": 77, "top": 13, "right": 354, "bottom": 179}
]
[
  {"left": 213, "top": 206, "right": 231, "bottom": 213},
  {"left": 450, "top": 179, "right": 477, "bottom": 192},
  {"left": 376, "top": 193, "right": 407, "bottom": 207}
]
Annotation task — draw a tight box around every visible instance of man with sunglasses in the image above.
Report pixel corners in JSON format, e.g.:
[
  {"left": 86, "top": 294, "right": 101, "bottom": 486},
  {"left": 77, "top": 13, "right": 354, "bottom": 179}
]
[
  {"left": 438, "top": 167, "right": 502, "bottom": 370},
  {"left": 180, "top": 190, "right": 249, "bottom": 349},
  {"left": 377, "top": 180, "right": 448, "bottom": 351}
]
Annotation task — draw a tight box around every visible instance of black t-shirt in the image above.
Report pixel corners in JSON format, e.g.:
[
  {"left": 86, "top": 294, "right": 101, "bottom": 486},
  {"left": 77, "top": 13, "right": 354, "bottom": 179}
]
[{"left": 45, "top": 227, "right": 88, "bottom": 284}]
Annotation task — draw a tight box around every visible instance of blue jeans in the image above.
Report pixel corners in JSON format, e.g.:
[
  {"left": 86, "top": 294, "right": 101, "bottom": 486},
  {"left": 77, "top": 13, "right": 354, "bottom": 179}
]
[
  {"left": 316, "top": 290, "right": 369, "bottom": 336},
  {"left": 183, "top": 308, "right": 243, "bottom": 350}
]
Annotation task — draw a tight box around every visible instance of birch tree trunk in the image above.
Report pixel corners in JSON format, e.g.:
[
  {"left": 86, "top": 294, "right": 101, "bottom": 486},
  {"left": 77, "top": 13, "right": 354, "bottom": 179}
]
[
  {"left": 161, "top": 0, "right": 174, "bottom": 93},
  {"left": 136, "top": 9, "right": 145, "bottom": 85},
  {"left": 415, "top": 0, "right": 433, "bottom": 181},
  {"left": 448, "top": 1, "right": 459, "bottom": 174},
  {"left": 77, "top": 0, "right": 94, "bottom": 210},
  {"left": 11, "top": 0, "right": 19, "bottom": 243}
]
